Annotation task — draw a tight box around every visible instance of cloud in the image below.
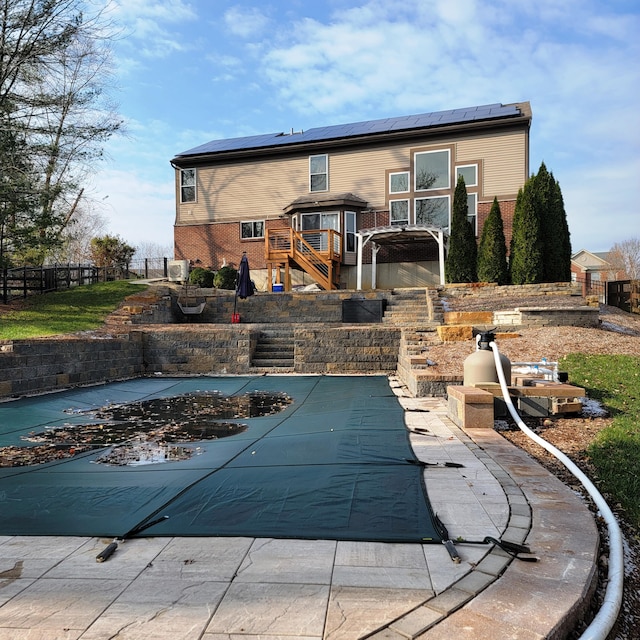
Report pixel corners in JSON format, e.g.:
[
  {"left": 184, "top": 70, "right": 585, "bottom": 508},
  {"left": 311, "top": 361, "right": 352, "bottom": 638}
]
[
  {"left": 105, "top": 0, "right": 198, "bottom": 59},
  {"left": 224, "top": 6, "right": 270, "bottom": 38},
  {"left": 90, "top": 168, "right": 175, "bottom": 247},
  {"left": 252, "top": 0, "right": 639, "bottom": 251}
]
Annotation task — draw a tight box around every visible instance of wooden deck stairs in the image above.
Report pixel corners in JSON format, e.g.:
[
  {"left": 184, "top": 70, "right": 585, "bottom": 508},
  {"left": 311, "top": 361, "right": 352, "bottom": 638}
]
[{"left": 265, "top": 228, "right": 341, "bottom": 291}]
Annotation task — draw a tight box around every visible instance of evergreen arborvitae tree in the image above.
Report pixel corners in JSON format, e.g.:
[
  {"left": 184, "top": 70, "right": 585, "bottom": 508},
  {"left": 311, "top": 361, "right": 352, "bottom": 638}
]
[
  {"left": 477, "top": 197, "right": 509, "bottom": 284},
  {"left": 509, "top": 179, "right": 544, "bottom": 284},
  {"left": 445, "top": 175, "right": 477, "bottom": 283},
  {"left": 534, "top": 162, "right": 572, "bottom": 282}
]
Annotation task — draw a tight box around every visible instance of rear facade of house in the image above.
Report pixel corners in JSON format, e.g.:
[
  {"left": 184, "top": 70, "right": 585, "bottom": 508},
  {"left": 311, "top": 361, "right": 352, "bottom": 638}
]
[{"left": 170, "top": 101, "right": 531, "bottom": 290}]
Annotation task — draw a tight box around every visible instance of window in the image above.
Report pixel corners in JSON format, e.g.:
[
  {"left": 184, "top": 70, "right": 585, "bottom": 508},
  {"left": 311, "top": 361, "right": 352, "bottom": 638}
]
[
  {"left": 345, "top": 211, "right": 356, "bottom": 252},
  {"left": 301, "top": 211, "right": 339, "bottom": 230},
  {"left": 415, "top": 196, "right": 449, "bottom": 228},
  {"left": 456, "top": 164, "right": 477, "bottom": 187},
  {"left": 241, "top": 220, "right": 264, "bottom": 239},
  {"left": 301, "top": 211, "right": 338, "bottom": 251},
  {"left": 180, "top": 168, "right": 196, "bottom": 203},
  {"left": 309, "top": 154, "right": 328, "bottom": 192},
  {"left": 389, "top": 171, "right": 409, "bottom": 193},
  {"left": 466, "top": 193, "right": 477, "bottom": 235},
  {"left": 390, "top": 200, "right": 409, "bottom": 226},
  {"left": 415, "top": 150, "right": 449, "bottom": 191}
]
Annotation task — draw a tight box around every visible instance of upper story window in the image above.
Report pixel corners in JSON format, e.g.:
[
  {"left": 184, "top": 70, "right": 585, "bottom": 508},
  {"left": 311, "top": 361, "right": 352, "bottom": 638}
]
[
  {"left": 309, "top": 154, "right": 328, "bottom": 192},
  {"left": 457, "top": 164, "right": 478, "bottom": 187},
  {"left": 415, "top": 150, "right": 450, "bottom": 191},
  {"left": 180, "top": 168, "right": 196, "bottom": 203},
  {"left": 241, "top": 220, "right": 265, "bottom": 239},
  {"left": 389, "top": 171, "right": 409, "bottom": 193}
]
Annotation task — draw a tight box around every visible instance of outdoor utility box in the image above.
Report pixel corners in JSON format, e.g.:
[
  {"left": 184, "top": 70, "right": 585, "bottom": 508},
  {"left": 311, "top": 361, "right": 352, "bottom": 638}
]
[{"left": 342, "top": 298, "right": 386, "bottom": 323}]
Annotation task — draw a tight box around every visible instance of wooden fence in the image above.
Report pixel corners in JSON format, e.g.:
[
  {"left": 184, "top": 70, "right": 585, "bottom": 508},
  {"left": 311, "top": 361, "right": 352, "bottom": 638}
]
[
  {"left": 1, "top": 258, "right": 169, "bottom": 304},
  {"left": 608, "top": 280, "right": 640, "bottom": 314}
]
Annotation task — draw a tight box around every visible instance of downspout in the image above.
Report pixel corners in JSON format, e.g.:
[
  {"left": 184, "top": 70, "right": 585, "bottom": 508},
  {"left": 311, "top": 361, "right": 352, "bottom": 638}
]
[{"left": 489, "top": 341, "right": 624, "bottom": 640}]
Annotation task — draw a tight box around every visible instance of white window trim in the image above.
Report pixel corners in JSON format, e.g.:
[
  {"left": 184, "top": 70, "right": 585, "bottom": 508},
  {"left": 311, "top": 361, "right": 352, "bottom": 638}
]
[
  {"left": 180, "top": 168, "right": 196, "bottom": 203},
  {"left": 389, "top": 199, "right": 410, "bottom": 226},
  {"left": 300, "top": 211, "right": 340, "bottom": 231},
  {"left": 345, "top": 211, "right": 357, "bottom": 253},
  {"left": 456, "top": 164, "right": 478, "bottom": 187},
  {"left": 414, "top": 195, "right": 450, "bottom": 228},
  {"left": 414, "top": 149, "right": 450, "bottom": 192},
  {"left": 309, "top": 154, "right": 329, "bottom": 192},
  {"left": 389, "top": 171, "right": 410, "bottom": 194},
  {"left": 240, "top": 220, "right": 265, "bottom": 239}
]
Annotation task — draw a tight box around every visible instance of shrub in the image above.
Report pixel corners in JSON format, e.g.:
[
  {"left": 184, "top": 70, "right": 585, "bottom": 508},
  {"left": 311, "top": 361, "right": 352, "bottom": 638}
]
[
  {"left": 214, "top": 265, "right": 237, "bottom": 290},
  {"left": 188, "top": 267, "right": 215, "bottom": 288}
]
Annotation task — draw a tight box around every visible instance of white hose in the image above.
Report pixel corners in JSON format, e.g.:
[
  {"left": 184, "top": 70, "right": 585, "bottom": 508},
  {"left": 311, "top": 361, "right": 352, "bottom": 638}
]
[{"left": 489, "top": 342, "right": 624, "bottom": 640}]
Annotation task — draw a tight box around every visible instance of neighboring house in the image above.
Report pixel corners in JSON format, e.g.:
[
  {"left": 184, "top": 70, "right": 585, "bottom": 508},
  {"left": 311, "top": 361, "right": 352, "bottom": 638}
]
[
  {"left": 571, "top": 249, "right": 625, "bottom": 300},
  {"left": 171, "top": 102, "right": 531, "bottom": 290},
  {"left": 571, "top": 249, "right": 622, "bottom": 284}
]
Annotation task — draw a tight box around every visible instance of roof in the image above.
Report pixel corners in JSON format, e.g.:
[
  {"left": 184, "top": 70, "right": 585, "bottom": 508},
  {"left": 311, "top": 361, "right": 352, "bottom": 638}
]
[
  {"left": 172, "top": 102, "right": 530, "bottom": 164},
  {"left": 283, "top": 192, "right": 368, "bottom": 215}
]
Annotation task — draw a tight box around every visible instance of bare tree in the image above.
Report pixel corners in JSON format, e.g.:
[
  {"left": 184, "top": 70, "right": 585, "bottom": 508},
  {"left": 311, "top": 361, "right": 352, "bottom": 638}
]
[
  {"left": 608, "top": 238, "right": 640, "bottom": 280},
  {"left": 133, "top": 242, "right": 173, "bottom": 261},
  {"left": 49, "top": 198, "right": 108, "bottom": 264},
  {"left": 0, "top": 0, "right": 122, "bottom": 265}
]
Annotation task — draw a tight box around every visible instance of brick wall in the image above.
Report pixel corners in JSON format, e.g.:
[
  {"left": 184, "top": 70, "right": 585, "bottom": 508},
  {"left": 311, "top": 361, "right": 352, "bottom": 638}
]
[
  {"left": 476, "top": 199, "right": 516, "bottom": 251},
  {"left": 175, "top": 219, "right": 290, "bottom": 271}
]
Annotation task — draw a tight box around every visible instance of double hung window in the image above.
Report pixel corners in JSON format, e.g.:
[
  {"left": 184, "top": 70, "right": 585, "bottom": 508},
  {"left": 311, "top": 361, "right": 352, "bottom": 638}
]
[
  {"left": 180, "top": 168, "right": 196, "bottom": 203},
  {"left": 309, "top": 154, "right": 328, "bottom": 192}
]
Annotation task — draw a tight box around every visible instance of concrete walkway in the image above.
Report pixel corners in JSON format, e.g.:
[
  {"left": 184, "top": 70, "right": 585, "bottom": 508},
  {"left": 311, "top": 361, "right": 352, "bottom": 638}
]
[{"left": 0, "top": 379, "right": 598, "bottom": 639}]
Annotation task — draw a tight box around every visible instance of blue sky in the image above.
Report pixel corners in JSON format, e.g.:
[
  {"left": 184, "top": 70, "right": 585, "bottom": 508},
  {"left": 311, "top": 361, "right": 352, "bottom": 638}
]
[{"left": 92, "top": 0, "right": 639, "bottom": 254}]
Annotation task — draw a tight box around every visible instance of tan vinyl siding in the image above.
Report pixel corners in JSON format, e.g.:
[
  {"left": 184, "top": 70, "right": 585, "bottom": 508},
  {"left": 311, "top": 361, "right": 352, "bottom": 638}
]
[
  {"left": 175, "top": 128, "right": 528, "bottom": 225},
  {"left": 456, "top": 131, "right": 527, "bottom": 197}
]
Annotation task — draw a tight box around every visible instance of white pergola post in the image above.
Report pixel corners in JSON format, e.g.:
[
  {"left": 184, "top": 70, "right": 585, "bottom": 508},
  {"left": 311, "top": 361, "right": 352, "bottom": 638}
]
[
  {"left": 371, "top": 243, "right": 380, "bottom": 290},
  {"left": 356, "top": 233, "right": 363, "bottom": 290},
  {"left": 438, "top": 229, "right": 446, "bottom": 285}
]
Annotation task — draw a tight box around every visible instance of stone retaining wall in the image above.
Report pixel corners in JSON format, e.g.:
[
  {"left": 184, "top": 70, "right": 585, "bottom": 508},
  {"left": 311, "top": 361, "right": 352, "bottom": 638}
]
[
  {"left": 494, "top": 307, "right": 599, "bottom": 328},
  {"left": 0, "top": 335, "right": 143, "bottom": 398},
  {"left": 443, "top": 282, "right": 582, "bottom": 299},
  {"left": 0, "top": 326, "right": 401, "bottom": 399}
]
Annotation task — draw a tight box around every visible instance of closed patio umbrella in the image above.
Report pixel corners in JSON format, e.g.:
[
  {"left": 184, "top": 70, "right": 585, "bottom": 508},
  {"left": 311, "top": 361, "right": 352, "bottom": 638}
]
[{"left": 233, "top": 252, "right": 254, "bottom": 322}]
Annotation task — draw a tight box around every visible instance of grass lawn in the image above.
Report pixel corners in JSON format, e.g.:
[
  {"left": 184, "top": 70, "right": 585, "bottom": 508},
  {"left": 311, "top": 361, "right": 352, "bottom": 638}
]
[
  {"left": 0, "top": 281, "right": 145, "bottom": 339},
  {"left": 561, "top": 353, "right": 640, "bottom": 527}
]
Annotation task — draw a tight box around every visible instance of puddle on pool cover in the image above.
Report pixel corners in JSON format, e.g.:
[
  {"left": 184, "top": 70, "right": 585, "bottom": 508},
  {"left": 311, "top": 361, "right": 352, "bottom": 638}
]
[{"left": 0, "top": 390, "right": 292, "bottom": 467}]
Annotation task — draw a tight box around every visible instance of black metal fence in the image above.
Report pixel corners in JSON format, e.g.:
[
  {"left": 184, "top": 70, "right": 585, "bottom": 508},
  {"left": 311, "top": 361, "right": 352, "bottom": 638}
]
[
  {"left": 574, "top": 276, "right": 607, "bottom": 304},
  {"left": 1, "top": 258, "right": 169, "bottom": 304}
]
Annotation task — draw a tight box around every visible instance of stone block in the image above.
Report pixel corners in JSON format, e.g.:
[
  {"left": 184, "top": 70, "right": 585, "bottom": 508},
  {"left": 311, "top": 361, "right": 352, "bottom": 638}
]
[
  {"left": 444, "top": 311, "right": 493, "bottom": 325},
  {"left": 437, "top": 325, "right": 473, "bottom": 342},
  {"left": 447, "top": 385, "right": 494, "bottom": 429}
]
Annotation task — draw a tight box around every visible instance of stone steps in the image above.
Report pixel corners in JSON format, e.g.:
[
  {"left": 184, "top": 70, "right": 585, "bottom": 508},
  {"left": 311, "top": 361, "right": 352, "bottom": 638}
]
[
  {"left": 382, "top": 288, "right": 437, "bottom": 326},
  {"left": 251, "top": 330, "right": 295, "bottom": 369}
]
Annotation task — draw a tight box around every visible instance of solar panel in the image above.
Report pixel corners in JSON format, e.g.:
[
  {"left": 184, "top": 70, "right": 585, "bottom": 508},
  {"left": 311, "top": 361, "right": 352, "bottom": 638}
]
[{"left": 175, "top": 102, "right": 523, "bottom": 158}]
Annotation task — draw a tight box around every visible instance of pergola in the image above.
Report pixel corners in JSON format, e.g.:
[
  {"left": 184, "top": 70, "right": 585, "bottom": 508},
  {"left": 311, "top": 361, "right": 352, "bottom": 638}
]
[{"left": 356, "top": 225, "right": 449, "bottom": 290}]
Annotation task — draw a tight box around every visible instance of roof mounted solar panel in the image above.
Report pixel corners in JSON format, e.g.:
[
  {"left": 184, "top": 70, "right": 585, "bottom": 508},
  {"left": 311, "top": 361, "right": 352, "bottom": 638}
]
[{"left": 174, "top": 102, "right": 527, "bottom": 159}]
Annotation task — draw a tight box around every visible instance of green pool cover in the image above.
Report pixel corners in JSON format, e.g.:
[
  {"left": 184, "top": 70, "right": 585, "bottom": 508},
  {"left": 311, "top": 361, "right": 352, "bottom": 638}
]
[{"left": 0, "top": 375, "right": 446, "bottom": 543}]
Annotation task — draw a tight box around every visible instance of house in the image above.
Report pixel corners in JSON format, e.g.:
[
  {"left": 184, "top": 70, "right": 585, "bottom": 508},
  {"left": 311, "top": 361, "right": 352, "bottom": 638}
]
[
  {"left": 571, "top": 249, "right": 618, "bottom": 283},
  {"left": 170, "top": 101, "right": 531, "bottom": 290},
  {"left": 571, "top": 249, "right": 625, "bottom": 301}
]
